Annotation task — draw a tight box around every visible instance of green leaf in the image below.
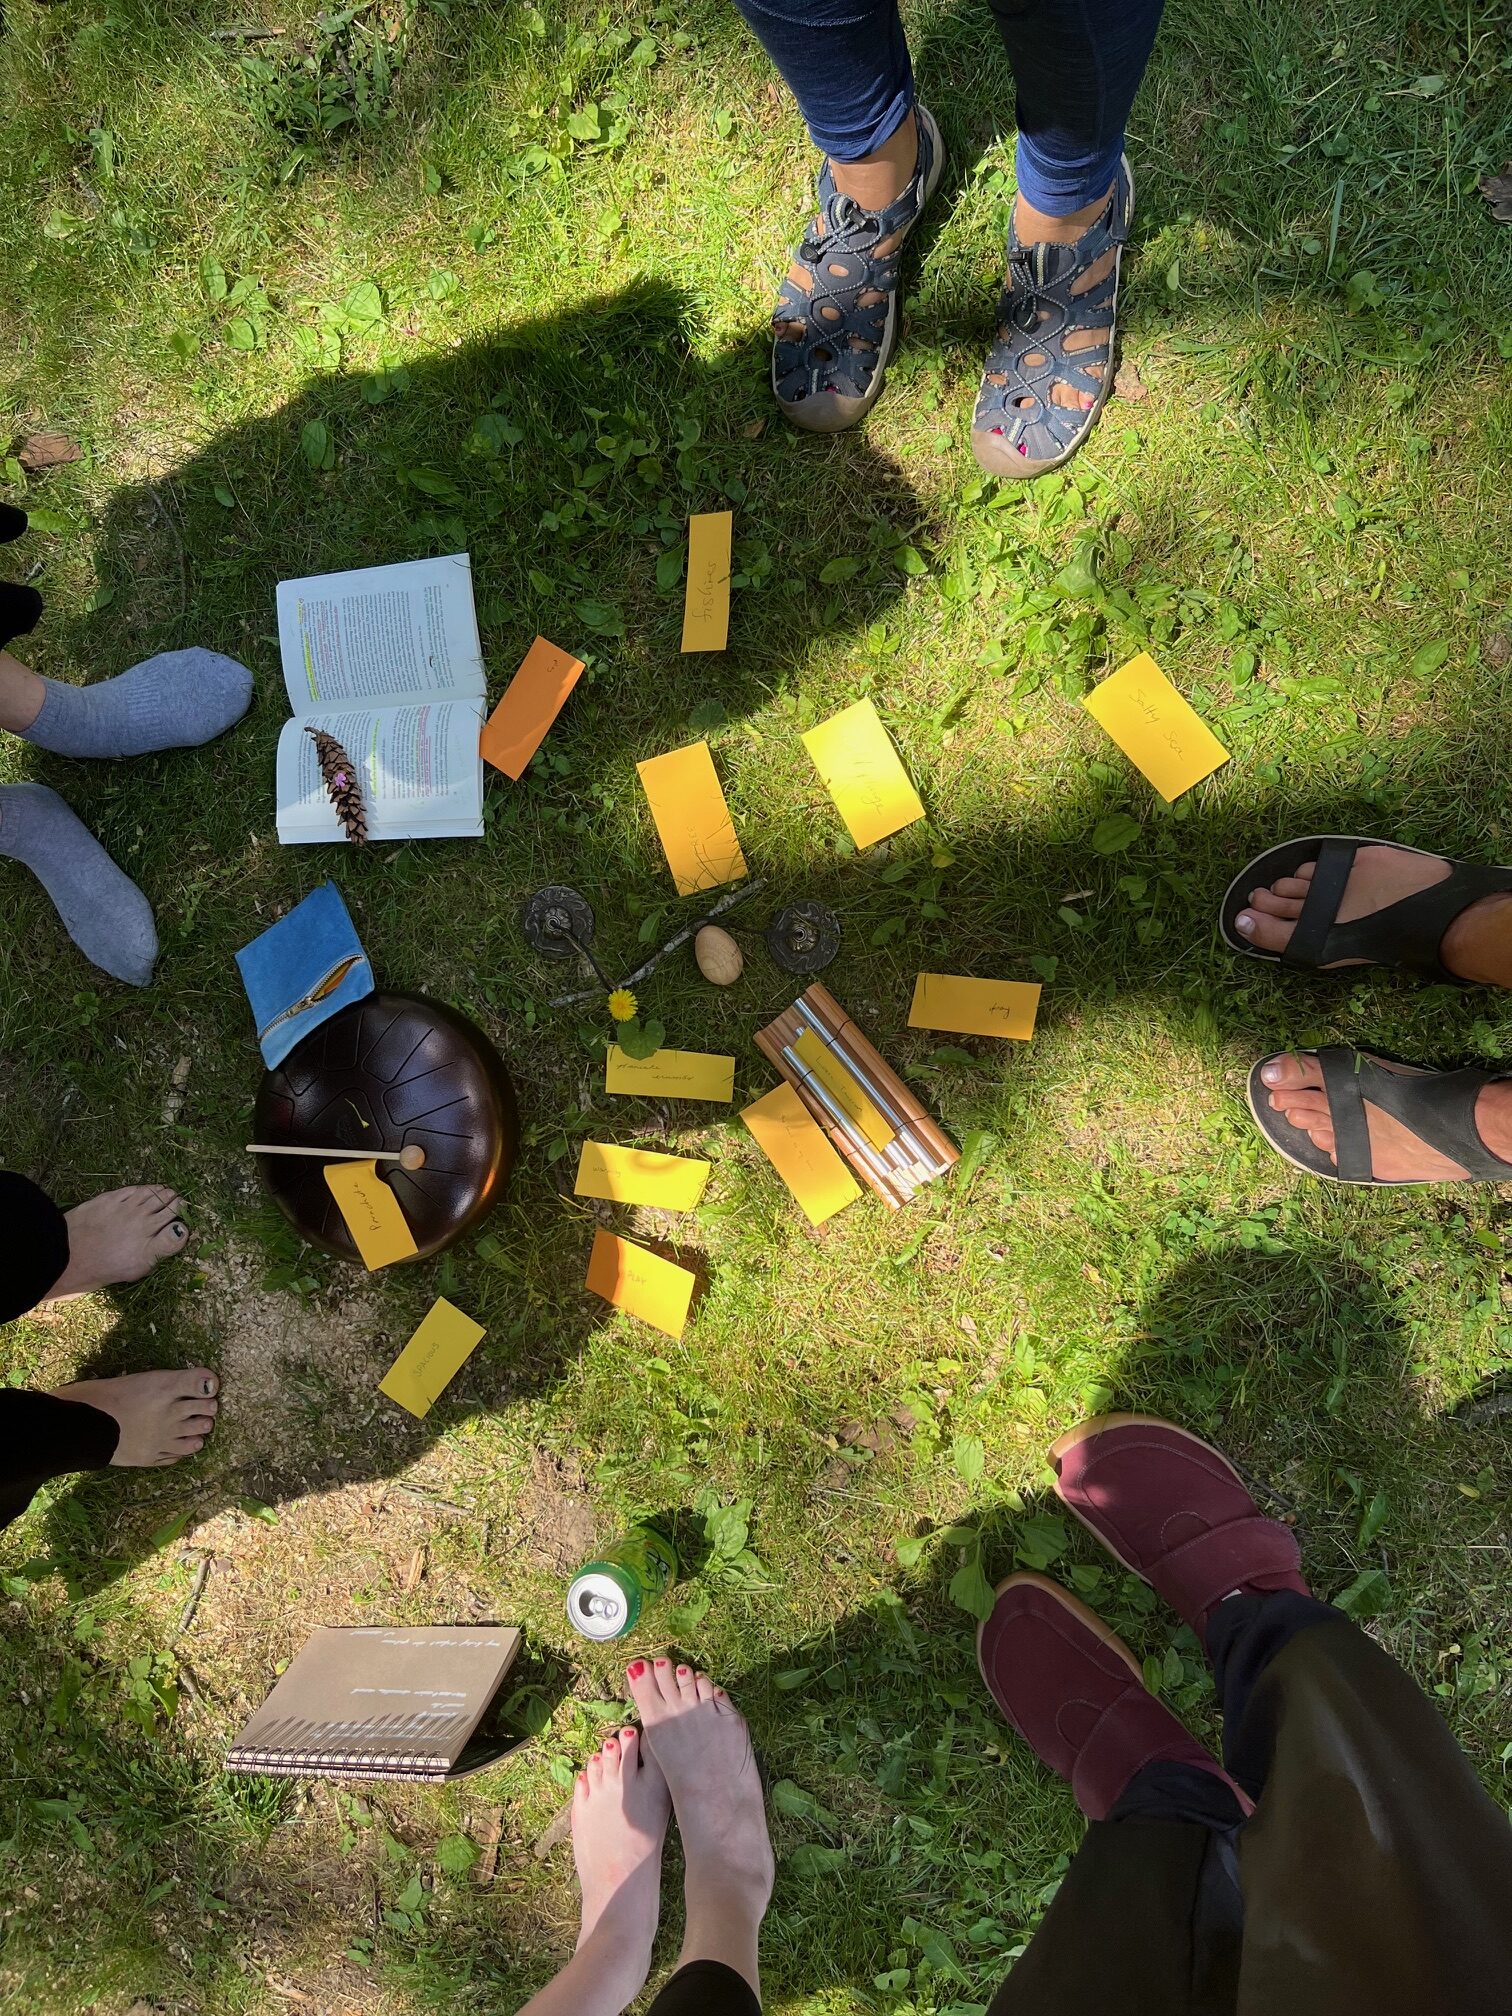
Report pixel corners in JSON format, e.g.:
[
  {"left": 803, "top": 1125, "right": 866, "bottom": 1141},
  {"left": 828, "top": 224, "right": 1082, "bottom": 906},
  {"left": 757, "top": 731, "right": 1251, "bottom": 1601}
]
[
  {"left": 301, "top": 419, "right": 335, "bottom": 472},
  {"left": 437, "top": 1833, "right": 480, "bottom": 1876},
  {"left": 238, "top": 1496, "right": 279, "bottom": 1524},
  {"left": 818, "top": 556, "right": 862, "bottom": 584},
  {"left": 23, "top": 507, "right": 83, "bottom": 535},
  {"left": 688, "top": 698, "right": 727, "bottom": 734},
  {"left": 1091, "top": 811, "right": 1141, "bottom": 855},
  {"left": 394, "top": 1875, "right": 425, "bottom": 1916},
  {"left": 951, "top": 1435, "right": 985, "bottom": 1488},
  {"left": 213, "top": 484, "right": 236, "bottom": 510},
  {"left": 771, "top": 1779, "right": 839, "bottom": 1828},
  {"left": 774, "top": 1667, "right": 813, "bottom": 1690},
  {"left": 954, "top": 1129, "right": 997, "bottom": 1191},
  {"left": 948, "top": 1551, "right": 997, "bottom": 1622},
  {"left": 1013, "top": 1512, "right": 1069, "bottom": 1570},
  {"left": 342, "top": 280, "right": 384, "bottom": 335},
  {"left": 615, "top": 1016, "right": 665, "bottom": 1061},
  {"left": 1358, "top": 1492, "right": 1389, "bottom": 1548},
  {"left": 894, "top": 1534, "right": 928, "bottom": 1570},
  {"left": 200, "top": 255, "right": 228, "bottom": 302},
  {"left": 148, "top": 1510, "right": 192, "bottom": 1551},
  {"left": 469, "top": 413, "right": 524, "bottom": 456},
  {"left": 895, "top": 545, "right": 928, "bottom": 577},
  {"left": 1410, "top": 639, "right": 1449, "bottom": 678},
  {"left": 84, "top": 584, "right": 115, "bottom": 614},
  {"left": 656, "top": 546, "right": 685, "bottom": 593},
  {"left": 224, "top": 318, "right": 258, "bottom": 351},
  {"left": 703, "top": 1499, "right": 751, "bottom": 1559},
  {"left": 1029, "top": 953, "right": 1058, "bottom": 982},
  {"left": 1054, "top": 543, "right": 1101, "bottom": 598},
  {"left": 1333, "top": 1567, "right": 1391, "bottom": 1618},
  {"left": 567, "top": 103, "right": 603, "bottom": 142},
  {"left": 785, "top": 1843, "right": 849, "bottom": 1877}
]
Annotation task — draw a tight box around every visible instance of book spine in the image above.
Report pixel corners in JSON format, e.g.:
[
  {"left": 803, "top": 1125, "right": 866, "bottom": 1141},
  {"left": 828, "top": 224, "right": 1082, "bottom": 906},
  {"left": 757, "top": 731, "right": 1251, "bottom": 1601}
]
[{"left": 227, "top": 1746, "right": 445, "bottom": 1781}]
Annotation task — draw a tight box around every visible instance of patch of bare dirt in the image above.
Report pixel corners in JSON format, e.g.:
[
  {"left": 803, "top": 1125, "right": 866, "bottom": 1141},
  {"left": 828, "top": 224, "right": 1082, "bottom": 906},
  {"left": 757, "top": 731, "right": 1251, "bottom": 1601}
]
[{"left": 517, "top": 1450, "right": 595, "bottom": 1573}]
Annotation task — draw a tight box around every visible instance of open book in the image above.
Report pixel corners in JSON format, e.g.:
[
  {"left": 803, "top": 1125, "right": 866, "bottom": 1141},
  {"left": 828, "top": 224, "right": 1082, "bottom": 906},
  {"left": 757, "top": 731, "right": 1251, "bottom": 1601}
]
[
  {"left": 225, "top": 1624, "right": 525, "bottom": 1782},
  {"left": 275, "top": 553, "right": 486, "bottom": 842}
]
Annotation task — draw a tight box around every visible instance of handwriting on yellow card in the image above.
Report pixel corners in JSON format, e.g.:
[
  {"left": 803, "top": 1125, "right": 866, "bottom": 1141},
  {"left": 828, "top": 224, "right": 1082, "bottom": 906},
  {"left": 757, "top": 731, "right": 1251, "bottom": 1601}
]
[
  {"left": 324, "top": 1160, "right": 419, "bottom": 1270},
  {"left": 802, "top": 697, "right": 925, "bottom": 850},
  {"left": 606, "top": 1047, "right": 736, "bottom": 1102},
  {"left": 1082, "top": 652, "right": 1230, "bottom": 802},
  {"left": 586, "top": 1230, "right": 697, "bottom": 1339},
  {"left": 742, "top": 1082, "right": 861, "bottom": 1226},
  {"left": 681, "top": 511, "right": 732, "bottom": 652},
  {"left": 636, "top": 741, "right": 747, "bottom": 895},
  {"left": 575, "top": 1142, "right": 711, "bottom": 1211},
  {"left": 379, "top": 1298, "right": 486, "bottom": 1418},
  {"left": 909, "top": 974, "right": 1041, "bottom": 1042},
  {"left": 792, "top": 1027, "right": 895, "bottom": 1150},
  {"left": 480, "top": 635, "right": 584, "bottom": 780}
]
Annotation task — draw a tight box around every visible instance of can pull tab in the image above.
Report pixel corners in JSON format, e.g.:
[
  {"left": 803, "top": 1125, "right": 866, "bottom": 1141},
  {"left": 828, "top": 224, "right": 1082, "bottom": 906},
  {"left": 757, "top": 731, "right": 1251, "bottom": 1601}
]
[{"left": 581, "top": 1591, "right": 623, "bottom": 1623}]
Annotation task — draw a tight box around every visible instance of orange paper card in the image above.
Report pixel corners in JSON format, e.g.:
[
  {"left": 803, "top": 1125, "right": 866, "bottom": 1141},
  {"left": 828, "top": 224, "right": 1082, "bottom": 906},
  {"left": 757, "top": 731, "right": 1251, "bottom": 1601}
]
[
  {"left": 681, "top": 510, "right": 732, "bottom": 652},
  {"left": 575, "top": 1141, "right": 711, "bottom": 1211},
  {"left": 586, "top": 1229, "right": 697, "bottom": 1339},
  {"left": 909, "top": 973, "right": 1041, "bottom": 1041},
  {"left": 741, "top": 1081, "right": 861, "bottom": 1226},
  {"left": 324, "top": 1160, "right": 419, "bottom": 1270},
  {"left": 606, "top": 1047, "right": 736, "bottom": 1102},
  {"left": 481, "top": 635, "right": 585, "bottom": 779},
  {"left": 379, "top": 1297, "right": 486, "bottom": 1418},
  {"left": 636, "top": 741, "right": 747, "bottom": 895},
  {"left": 802, "top": 697, "right": 925, "bottom": 849},
  {"left": 1082, "top": 652, "right": 1230, "bottom": 801}
]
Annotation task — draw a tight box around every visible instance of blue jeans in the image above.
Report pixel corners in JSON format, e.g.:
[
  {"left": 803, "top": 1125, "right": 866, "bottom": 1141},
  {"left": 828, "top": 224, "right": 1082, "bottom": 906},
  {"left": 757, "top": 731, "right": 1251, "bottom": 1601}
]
[{"left": 729, "top": 0, "right": 1165, "bottom": 214}]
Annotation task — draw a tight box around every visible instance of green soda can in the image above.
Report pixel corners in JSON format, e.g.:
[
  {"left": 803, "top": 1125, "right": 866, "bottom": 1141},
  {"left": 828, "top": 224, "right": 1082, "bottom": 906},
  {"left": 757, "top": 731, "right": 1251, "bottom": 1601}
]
[{"left": 567, "top": 1526, "right": 679, "bottom": 1641}]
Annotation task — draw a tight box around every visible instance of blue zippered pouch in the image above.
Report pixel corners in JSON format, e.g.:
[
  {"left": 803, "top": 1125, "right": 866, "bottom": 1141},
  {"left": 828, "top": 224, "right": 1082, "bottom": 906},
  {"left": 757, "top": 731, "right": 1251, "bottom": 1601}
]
[{"left": 236, "top": 881, "right": 374, "bottom": 1068}]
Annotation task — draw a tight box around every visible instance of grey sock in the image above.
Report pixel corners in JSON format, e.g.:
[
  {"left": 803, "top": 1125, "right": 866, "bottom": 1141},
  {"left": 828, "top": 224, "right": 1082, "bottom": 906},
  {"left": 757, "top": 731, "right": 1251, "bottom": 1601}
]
[
  {"left": 23, "top": 647, "right": 254, "bottom": 760},
  {"left": 0, "top": 783, "right": 157, "bottom": 985}
]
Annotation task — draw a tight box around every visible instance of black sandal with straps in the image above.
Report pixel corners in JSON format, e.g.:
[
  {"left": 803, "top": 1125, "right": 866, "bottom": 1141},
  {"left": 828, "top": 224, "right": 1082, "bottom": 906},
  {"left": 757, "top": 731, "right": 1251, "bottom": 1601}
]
[
  {"left": 1248, "top": 1046, "right": 1512, "bottom": 1186},
  {"left": 1220, "top": 834, "right": 1512, "bottom": 983}
]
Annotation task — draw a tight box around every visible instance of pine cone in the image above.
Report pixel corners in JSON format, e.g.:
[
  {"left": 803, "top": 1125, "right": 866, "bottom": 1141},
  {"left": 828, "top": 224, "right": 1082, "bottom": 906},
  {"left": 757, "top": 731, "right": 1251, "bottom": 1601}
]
[{"left": 305, "top": 726, "right": 368, "bottom": 844}]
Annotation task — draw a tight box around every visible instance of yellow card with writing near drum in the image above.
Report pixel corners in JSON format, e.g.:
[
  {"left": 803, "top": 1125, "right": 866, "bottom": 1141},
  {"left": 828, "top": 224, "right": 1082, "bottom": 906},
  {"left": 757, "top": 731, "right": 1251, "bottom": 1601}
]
[
  {"left": 606, "top": 1047, "right": 736, "bottom": 1102},
  {"left": 380, "top": 1298, "right": 487, "bottom": 1419},
  {"left": 681, "top": 510, "right": 732, "bottom": 651},
  {"left": 909, "top": 974, "right": 1041, "bottom": 1042},
  {"left": 575, "top": 1142, "right": 711, "bottom": 1211},
  {"left": 636, "top": 741, "right": 747, "bottom": 895},
  {"left": 586, "top": 1230, "right": 697, "bottom": 1340},
  {"left": 324, "top": 1160, "right": 418, "bottom": 1270},
  {"left": 741, "top": 1082, "right": 861, "bottom": 1226},
  {"left": 802, "top": 697, "right": 925, "bottom": 849},
  {"left": 1082, "top": 652, "right": 1230, "bottom": 801}
]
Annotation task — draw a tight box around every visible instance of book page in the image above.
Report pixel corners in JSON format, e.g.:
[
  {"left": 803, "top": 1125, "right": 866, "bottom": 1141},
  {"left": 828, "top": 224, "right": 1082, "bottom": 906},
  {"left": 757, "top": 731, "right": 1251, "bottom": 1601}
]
[
  {"left": 277, "top": 702, "right": 484, "bottom": 843},
  {"left": 277, "top": 554, "right": 485, "bottom": 713}
]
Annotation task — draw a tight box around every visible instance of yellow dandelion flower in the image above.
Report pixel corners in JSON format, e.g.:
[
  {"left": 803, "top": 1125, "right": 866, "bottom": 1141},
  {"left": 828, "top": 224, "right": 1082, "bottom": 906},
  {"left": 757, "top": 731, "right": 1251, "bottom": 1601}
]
[{"left": 607, "top": 988, "right": 638, "bottom": 1023}]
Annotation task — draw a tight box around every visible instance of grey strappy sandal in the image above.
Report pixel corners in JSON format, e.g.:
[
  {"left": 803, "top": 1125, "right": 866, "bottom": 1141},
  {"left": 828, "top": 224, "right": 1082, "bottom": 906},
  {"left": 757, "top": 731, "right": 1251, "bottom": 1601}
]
[
  {"left": 1221, "top": 835, "right": 1512, "bottom": 982},
  {"left": 1248, "top": 1047, "right": 1512, "bottom": 1186}
]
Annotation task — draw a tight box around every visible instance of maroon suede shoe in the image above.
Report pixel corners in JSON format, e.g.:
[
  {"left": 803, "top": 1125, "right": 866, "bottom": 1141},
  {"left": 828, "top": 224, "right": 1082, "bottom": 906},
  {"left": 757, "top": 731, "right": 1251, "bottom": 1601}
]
[
  {"left": 1050, "top": 1414, "right": 1310, "bottom": 1636},
  {"left": 976, "top": 1573, "right": 1247, "bottom": 1821}
]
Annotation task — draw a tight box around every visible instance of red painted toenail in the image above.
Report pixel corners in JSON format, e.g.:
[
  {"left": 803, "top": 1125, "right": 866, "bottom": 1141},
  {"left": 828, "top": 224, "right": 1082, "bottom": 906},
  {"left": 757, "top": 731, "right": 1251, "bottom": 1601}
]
[
  {"left": 655, "top": 1658, "right": 669, "bottom": 1668},
  {"left": 627, "top": 1660, "right": 646, "bottom": 1678}
]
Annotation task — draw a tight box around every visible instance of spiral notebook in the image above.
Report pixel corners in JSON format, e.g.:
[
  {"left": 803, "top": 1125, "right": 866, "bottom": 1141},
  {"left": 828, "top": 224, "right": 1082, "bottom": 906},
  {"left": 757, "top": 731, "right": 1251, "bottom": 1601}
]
[{"left": 225, "top": 1625, "right": 523, "bottom": 1783}]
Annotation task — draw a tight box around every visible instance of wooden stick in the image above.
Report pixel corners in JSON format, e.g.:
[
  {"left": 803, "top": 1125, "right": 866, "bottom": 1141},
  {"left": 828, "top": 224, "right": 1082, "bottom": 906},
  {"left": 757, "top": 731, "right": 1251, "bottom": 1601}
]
[{"left": 246, "top": 1142, "right": 426, "bottom": 1170}]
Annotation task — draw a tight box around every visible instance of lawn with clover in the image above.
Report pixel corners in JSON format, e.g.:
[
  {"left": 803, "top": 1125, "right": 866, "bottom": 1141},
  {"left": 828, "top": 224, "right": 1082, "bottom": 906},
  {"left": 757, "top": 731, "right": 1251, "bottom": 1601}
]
[{"left": 1, "top": 1, "right": 1511, "bottom": 2011}]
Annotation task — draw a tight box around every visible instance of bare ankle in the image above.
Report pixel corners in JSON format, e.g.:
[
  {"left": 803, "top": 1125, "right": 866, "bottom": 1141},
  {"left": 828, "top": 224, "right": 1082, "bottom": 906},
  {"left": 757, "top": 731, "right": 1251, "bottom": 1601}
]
[
  {"left": 830, "top": 109, "right": 918, "bottom": 212},
  {"left": 1015, "top": 184, "right": 1112, "bottom": 246},
  {"left": 1476, "top": 1081, "right": 1512, "bottom": 1161},
  {"left": 1442, "top": 893, "right": 1512, "bottom": 989}
]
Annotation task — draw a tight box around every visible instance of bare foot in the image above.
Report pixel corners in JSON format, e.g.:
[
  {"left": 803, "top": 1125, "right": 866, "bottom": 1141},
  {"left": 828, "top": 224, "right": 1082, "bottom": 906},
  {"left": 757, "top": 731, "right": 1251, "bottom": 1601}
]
[
  {"left": 1233, "top": 845, "right": 1512, "bottom": 986},
  {"left": 573, "top": 1726, "right": 671, "bottom": 1989},
  {"left": 1259, "top": 1055, "right": 1512, "bottom": 1180},
  {"left": 50, "top": 1368, "right": 220, "bottom": 1466},
  {"left": 48, "top": 1186, "right": 191, "bottom": 1298},
  {"left": 627, "top": 1657, "right": 774, "bottom": 1994}
]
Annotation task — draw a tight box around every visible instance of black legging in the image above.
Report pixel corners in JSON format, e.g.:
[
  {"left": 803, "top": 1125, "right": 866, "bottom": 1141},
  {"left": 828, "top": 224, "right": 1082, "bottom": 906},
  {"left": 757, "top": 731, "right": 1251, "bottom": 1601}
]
[
  {"left": 0, "top": 1169, "right": 120, "bottom": 1527},
  {"left": 644, "top": 1594, "right": 1512, "bottom": 2014},
  {"left": 1, "top": 501, "right": 43, "bottom": 648}
]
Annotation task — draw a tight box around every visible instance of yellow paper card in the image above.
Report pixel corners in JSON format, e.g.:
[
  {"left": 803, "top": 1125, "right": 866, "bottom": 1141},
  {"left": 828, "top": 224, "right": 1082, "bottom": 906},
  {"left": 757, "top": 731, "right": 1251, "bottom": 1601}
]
[
  {"left": 324, "top": 1160, "right": 419, "bottom": 1270},
  {"left": 1082, "top": 652, "right": 1230, "bottom": 801},
  {"left": 575, "top": 1141, "right": 711, "bottom": 1211},
  {"left": 742, "top": 1082, "right": 861, "bottom": 1226},
  {"left": 802, "top": 697, "right": 925, "bottom": 850},
  {"left": 636, "top": 741, "right": 747, "bottom": 896},
  {"left": 606, "top": 1047, "right": 736, "bottom": 1102},
  {"left": 791, "top": 1027, "right": 895, "bottom": 1150},
  {"left": 586, "top": 1230, "right": 696, "bottom": 1339},
  {"left": 681, "top": 510, "right": 732, "bottom": 652},
  {"left": 379, "top": 1297, "right": 486, "bottom": 1419},
  {"left": 909, "top": 974, "right": 1042, "bottom": 1042},
  {"left": 480, "top": 635, "right": 584, "bottom": 780}
]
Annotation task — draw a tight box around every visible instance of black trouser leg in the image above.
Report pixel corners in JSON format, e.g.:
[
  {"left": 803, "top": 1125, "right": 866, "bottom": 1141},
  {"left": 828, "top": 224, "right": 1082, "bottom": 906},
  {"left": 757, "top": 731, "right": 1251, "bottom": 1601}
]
[
  {"left": 644, "top": 1959, "right": 761, "bottom": 2015},
  {"left": 0, "top": 1389, "right": 118, "bottom": 1529},
  {"left": 985, "top": 1591, "right": 1512, "bottom": 2016},
  {"left": 1214, "top": 1598, "right": 1512, "bottom": 2015}
]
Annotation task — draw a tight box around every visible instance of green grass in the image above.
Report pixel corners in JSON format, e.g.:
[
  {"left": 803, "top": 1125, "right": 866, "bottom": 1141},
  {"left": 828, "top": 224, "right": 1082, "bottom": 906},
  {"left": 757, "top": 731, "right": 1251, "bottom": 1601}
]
[{"left": 2, "top": 0, "right": 1511, "bottom": 2008}]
